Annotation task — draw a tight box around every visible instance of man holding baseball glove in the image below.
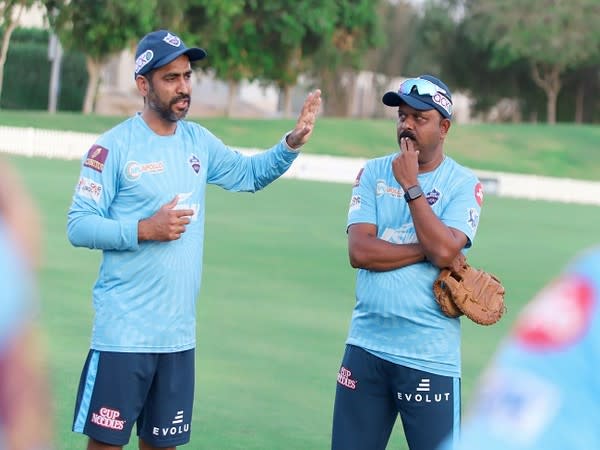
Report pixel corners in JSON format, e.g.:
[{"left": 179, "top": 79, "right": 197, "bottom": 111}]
[{"left": 331, "top": 74, "right": 504, "bottom": 450}]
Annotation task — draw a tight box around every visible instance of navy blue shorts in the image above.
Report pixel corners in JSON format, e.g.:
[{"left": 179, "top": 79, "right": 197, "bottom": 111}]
[
  {"left": 72, "top": 349, "right": 195, "bottom": 447},
  {"left": 332, "top": 345, "right": 460, "bottom": 450}
]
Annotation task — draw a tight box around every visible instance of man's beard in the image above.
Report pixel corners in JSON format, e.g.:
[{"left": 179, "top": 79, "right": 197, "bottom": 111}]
[{"left": 147, "top": 89, "right": 190, "bottom": 122}]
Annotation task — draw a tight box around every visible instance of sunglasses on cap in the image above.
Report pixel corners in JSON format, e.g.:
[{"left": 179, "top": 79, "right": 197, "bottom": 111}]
[{"left": 399, "top": 78, "right": 452, "bottom": 103}]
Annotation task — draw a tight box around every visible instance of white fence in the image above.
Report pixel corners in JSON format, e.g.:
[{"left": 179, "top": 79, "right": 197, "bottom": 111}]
[{"left": 2, "top": 125, "right": 600, "bottom": 206}]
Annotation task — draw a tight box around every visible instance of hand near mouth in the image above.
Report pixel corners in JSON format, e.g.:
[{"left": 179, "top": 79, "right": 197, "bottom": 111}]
[{"left": 392, "top": 137, "right": 420, "bottom": 188}]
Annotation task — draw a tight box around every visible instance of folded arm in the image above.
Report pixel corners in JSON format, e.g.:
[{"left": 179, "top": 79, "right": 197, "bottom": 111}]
[{"left": 348, "top": 223, "right": 425, "bottom": 271}]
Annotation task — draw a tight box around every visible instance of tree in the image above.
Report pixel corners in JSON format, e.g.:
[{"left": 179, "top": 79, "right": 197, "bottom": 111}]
[
  {"left": 402, "top": 0, "right": 455, "bottom": 79},
  {"left": 561, "top": 65, "right": 600, "bottom": 123},
  {"left": 409, "top": 0, "right": 543, "bottom": 122},
  {"left": 467, "top": 0, "right": 600, "bottom": 124},
  {"left": 43, "top": 0, "right": 155, "bottom": 114},
  {"left": 0, "top": 0, "right": 35, "bottom": 105},
  {"left": 178, "top": 0, "right": 381, "bottom": 118},
  {"left": 363, "top": 0, "right": 419, "bottom": 118},
  {"left": 178, "top": 0, "right": 267, "bottom": 117},
  {"left": 178, "top": 0, "right": 335, "bottom": 118},
  {"left": 308, "top": 0, "right": 383, "bottom": 117},
  {"left": 254, "top": 0, "right": 338, "bottom": 117}
]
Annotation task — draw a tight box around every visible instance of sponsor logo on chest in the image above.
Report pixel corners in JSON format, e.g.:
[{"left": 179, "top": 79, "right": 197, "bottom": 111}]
[
  {"left": 124, "top": 160, "right": 165, "bottom": 181},
  {"left": 376, "top": 180, "right": 403, "bottom": 198}
]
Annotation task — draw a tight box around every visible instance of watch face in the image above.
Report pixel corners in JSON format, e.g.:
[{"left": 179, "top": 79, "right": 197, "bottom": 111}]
[{"left": 405, "top": 185, "right": 423, "bottom": 201}]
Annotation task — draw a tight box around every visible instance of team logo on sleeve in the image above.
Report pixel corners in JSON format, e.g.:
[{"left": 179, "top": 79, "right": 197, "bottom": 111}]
[
  {"left": 189, "top": 154, "right": 201, "bottom": 174},
  {"left": 353, "top": 168, "right": 364, "bottom": 187},
  {"left": 83, "top": 145, "right": 109, "bottom": 172},
  {"left": 349, "top": 195, "right": 361, "bottom": 213},
  {"left": 475, "top": 182, "right": 484, "bottom": 206},
  {"left": 514, "top": 274, "right": 594, "bottom": 350},
  {"left": 76, "top": 177, "right": 103, "bottom": 203},
  {"left": 467, "top": 208, "right": 479, "bottom": 231}
]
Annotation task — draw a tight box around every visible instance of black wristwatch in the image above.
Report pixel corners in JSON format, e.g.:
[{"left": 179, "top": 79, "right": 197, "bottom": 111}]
[{"left": 404, "top": 184, "right": 423, "bottom": 203}]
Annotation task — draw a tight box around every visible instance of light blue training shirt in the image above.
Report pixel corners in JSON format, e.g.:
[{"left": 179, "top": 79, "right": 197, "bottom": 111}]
[
  {"left": 67, "top": 113, "right": 298, "bottom": 353},
  {"left": 441, "top": 246, "right": 600, "bottom": 450},
  {"left": 346, "top": 153, "right": 483, "bottom": 377}
]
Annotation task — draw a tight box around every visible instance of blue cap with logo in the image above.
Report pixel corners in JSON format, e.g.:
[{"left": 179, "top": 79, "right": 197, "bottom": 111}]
[
  {"left": 134, "top": 29, "right": 206, "bottom": 78},
  {"left": 382, "top": 74, "right": 453, "bottom": 119}
]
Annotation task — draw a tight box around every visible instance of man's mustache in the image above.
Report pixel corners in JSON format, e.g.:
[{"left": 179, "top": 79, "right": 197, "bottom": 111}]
[
  {"left": 171, "top": 95, "right": 190, "bottom": 105},
  {"left": 399, "top": 131, "right": 416, "bottom": 140}
]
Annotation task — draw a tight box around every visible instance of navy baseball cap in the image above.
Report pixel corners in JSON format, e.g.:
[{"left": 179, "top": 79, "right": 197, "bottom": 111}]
[
  {"left": 382, "top": 74, "right": 453, "bottom": 119},
  {"left": 134, "top": 30, "right": 206, "bottom": 78}
]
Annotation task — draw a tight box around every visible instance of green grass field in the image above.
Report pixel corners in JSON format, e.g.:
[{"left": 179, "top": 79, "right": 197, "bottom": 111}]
[{"left": 6, "top": 152, "right": 600, "bottom": 450}]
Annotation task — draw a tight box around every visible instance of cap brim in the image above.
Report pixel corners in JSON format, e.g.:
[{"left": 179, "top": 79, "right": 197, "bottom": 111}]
[
  {"left": 382, "top": 91, "right": 434, "bottom": 112},
  {"left": 184, "top": 47, "right": 207, "bottom": 62},
  {"left": 152, "top": 47, "right": 207, "bottom": 72}
]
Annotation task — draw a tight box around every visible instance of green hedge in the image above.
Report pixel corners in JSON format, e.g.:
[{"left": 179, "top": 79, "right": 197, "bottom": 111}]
[{"left": 0, "top": 28, "right": 87, "bottom": 111}]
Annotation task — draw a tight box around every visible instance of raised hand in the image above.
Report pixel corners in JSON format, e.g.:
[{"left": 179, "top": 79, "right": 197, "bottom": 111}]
[{"left": 286, "top": 89, "right": 322, "bottom": 149}]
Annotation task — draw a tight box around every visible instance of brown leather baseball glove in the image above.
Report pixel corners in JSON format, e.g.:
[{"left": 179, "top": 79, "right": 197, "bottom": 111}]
[{"left": 433, "top": 254, "right": 506, "bottom": 325}]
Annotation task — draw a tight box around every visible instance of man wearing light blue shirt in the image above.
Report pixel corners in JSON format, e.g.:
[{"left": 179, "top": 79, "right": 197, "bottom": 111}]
[
  {"left": 69, "top": 29, "right": 321, "bottom": 450},
  {"left": 332, "top": 75, "right": 483, "bottom": 450},
  {"left": 439, "top": 246, "right": 600, "bottom": 450}
]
